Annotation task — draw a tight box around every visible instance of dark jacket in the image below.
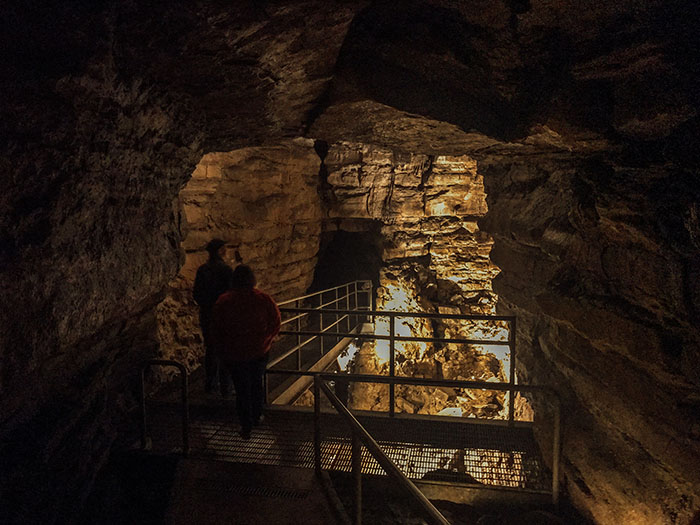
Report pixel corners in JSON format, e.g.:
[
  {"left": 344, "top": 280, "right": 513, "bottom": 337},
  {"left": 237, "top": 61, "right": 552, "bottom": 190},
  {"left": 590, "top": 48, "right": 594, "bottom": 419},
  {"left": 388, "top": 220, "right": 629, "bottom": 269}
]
[
  {"left": 193, "top": 258, "right": 235, "bottom": 309},
  {"left": 211, "top": 288, "right": 281, "bottom": 363}
]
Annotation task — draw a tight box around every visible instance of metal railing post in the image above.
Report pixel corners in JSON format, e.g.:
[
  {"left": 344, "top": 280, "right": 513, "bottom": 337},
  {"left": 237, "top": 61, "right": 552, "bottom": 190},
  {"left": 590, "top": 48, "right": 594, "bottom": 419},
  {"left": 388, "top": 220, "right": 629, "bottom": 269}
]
[
  {"left": 508, "top": 318, "right": 517, "bottom": 424},
  {"left": 335, "top": 287, "right": 340, "bottom": 345},
  {"left": 389, "top": 315, "right": 396, "bottom": 417},
  {"left": 140, "top": 368, "right": 148, "bottom": 450},
  {"left": 139, "top": 360, "right": 189, "bottom": 455},
  {"left": 296, "top": 299, "right": 302, "bottom": 370},
  {"left": 552, "top": 396, "right": 561, "bottom": 505},
  {"left": 318, "top": 377, "right": 450, "bottom": 525},
  {"left": 314, "top": 375, "right": 322, "bottom": 475},
  {"left": 353, "top": 281, "right": 358, "bottom": 329},
  {"left": 319, "top": 293, "right": 325, "bottom": 356},
  {"left": 345, "top": 283, "right": 351, "bottom": 333},
  {"left": 352, "top": 431, "right": 363, "bottom": 525}
]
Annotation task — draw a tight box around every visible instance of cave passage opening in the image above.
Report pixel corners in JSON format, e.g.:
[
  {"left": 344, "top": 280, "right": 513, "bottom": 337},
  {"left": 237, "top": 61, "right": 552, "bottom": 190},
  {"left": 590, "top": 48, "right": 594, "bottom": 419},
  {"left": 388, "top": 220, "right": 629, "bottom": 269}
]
[
  {"left": 309, "top": 221, "right": 384, "bottom": 294},
  {"left": 154, "top": 138, "right": 524, "bottom": 421}
]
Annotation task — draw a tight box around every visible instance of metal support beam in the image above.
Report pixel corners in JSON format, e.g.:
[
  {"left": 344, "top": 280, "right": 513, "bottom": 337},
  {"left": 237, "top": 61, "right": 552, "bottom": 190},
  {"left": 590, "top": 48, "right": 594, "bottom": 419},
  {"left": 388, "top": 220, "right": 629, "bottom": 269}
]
[
  {"left": 352, "top": 431, "right": 362, "bottom": 525},
  {"left": 314, "top": 375, "right": 322, "bottom": 475},
  {"left": 389, "top": 315, "right": 396, "bottom": 417}
]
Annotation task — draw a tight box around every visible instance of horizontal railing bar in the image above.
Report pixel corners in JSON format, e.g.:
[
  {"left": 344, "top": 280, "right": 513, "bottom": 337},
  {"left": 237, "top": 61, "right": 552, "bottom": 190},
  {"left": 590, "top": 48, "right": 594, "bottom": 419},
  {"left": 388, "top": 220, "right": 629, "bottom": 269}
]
[
  {"left": 278, "top": 280, "right": 372, "bottom": 306},
  {"left": 281, "top": 307, "right": 343, "bottom": 328},
  {"left": 266, "top": 369, "right": 556, "bottom": 396},
  {"left": 318, "top": 296, "right": 342, "bottom": 309},
  {"left": 318, "top": 380, "right": 451, "bottom": 525},
  {"left": 317, "top": 291, "right": 361, "bottom": 310},
  {"left": 282, "top": 292, "right": 364, "bottom": 316},
  {"left": 267, "top": 335, "right": 319, "bottom": 368},
  {"left": 280, "top": 312, "right": 310, "bottom": 325},
  {"left": 278, "top": 307, "right": 377, "bottom": 327},
  {"left": 279, "top": 329, "right": 509, "bottom": 346},
  {"left": 318, "top": 314, "right": 349, "bottom": 333},
  {"left": 331, "top": 289, "right": 357, "bottom": 304},
  {"left": 280, "top": 307, "right": 514, "bottom": 322}
]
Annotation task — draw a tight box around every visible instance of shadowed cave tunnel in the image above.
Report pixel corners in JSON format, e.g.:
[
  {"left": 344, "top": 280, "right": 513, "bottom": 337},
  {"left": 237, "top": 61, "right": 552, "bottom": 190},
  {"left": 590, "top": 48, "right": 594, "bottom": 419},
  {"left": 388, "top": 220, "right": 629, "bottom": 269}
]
[{"left": 1, "top": 1, "right": 699, "bottom": 524}]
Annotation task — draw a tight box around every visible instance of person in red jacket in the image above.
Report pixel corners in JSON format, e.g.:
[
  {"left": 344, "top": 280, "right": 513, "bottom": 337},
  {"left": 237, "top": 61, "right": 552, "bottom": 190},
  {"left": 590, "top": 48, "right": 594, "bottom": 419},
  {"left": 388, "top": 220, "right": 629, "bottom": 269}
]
[{"left": 211, "top": 265, "right": 281, "bottom": 439}]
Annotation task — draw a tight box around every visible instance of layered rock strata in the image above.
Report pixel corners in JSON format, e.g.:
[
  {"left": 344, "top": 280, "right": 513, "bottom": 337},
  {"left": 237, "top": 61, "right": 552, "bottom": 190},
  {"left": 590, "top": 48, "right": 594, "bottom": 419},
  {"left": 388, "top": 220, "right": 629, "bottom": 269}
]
[
  {"left": 2, "top": 0, "right": 699, "bottom": 523},
  {"left": 0, "top": 2, "right": 361, "bottom": 522},
  {"left": 157, "top": 140, "right": 323, "bottom": 369},
  {"left": 324, "top": 142, "right": 500, "bottom": 314},
  {"left": 320, "top": 142, "right": 509, "bottom": 419},
  {"left": 479, "top": 151, "right": 700, "bottom": 523}
]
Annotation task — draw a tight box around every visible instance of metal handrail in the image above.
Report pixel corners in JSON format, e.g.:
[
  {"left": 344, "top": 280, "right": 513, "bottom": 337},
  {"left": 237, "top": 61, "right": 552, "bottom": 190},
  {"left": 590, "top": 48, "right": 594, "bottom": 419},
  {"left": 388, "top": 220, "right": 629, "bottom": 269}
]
[
  {"left": 267, "top": 369, "right": 561, "bottom": 504},
  {"left": 267, "top": 334, "right": 320, "bottom": 368},
  {"left": 283, "top": 307, "right": 514, "bottom": 321},
  {"left": 268, "top": 370, "right": 556, "bottom": 401},
  {"left": 267, "top": 281, "right": 373, "bottom": 372},
  {"left": 278, "top": 280, "right": 372, "bottom": 306},
  {"left": 314, "top": 375, "right": 451, "bottom": 525},
  {"left": 277, "top": 306, "right": 516, "bottom": 420},
  {"left": 279, "top": 329, "right": 508, "bottom": 346},
  {"left": 139, "top": 359, "right": 189, "bottom": 456}
]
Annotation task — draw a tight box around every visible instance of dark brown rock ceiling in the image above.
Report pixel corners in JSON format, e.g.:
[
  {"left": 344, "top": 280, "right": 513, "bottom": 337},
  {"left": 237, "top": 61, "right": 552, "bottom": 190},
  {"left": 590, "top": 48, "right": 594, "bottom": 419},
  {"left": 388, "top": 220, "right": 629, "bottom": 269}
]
[{"left": 0, "top": 0, "right": 698, "bottom": 523}]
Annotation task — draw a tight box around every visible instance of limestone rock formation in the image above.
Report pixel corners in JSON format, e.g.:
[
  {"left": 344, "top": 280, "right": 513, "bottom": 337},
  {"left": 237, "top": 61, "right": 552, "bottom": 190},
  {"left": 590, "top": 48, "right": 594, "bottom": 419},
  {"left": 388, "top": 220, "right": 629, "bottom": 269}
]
[
  {"left": 0, "top": 2, "right": 361, "bottom": 522},
  {"left": 480, "top": 152, "right": 700, "bottom": 523},
  {"left": 1, "top": 0, "right": 699, "bottom": 523},
  {"left": 157, "top": 140, "right": 323, "bottom": 369},
  {"left": 324, "top": 142, "right": 500, "bottom": 315},
  {"left": 318, "top": 141, "right": 510, "bottom": 421}
]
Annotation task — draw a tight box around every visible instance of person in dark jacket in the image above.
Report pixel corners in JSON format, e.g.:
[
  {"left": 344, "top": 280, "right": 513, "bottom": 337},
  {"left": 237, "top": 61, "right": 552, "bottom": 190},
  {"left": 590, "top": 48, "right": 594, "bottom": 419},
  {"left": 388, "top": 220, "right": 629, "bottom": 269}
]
[
  {"left": 193, "top": 238, "right": 235, "bottom": 395},
  {"left": 211, "top": 265, "right": 281, "bottom": 439}
]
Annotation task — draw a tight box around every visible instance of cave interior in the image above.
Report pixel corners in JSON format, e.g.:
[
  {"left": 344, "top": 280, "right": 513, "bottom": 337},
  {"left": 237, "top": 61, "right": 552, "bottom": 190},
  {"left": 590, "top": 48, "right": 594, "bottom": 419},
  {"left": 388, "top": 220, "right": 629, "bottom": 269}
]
[{"left": 1, "top": 1, "right": 699, "bottom": 524}]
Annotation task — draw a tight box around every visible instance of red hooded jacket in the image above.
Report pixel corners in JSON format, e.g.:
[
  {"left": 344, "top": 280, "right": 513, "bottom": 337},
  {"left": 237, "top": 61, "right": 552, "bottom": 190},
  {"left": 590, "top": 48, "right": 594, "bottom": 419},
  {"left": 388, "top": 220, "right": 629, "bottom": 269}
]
[{"left": 211, "top": 287, "right": 281, "bottom": 363}]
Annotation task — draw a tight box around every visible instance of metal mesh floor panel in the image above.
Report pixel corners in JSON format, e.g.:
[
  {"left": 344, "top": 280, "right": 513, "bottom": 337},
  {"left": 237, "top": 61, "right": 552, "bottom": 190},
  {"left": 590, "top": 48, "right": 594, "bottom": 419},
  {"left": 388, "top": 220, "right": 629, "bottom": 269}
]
[{"left": 149, "top": 405, "right": 551, "bottom": 493}]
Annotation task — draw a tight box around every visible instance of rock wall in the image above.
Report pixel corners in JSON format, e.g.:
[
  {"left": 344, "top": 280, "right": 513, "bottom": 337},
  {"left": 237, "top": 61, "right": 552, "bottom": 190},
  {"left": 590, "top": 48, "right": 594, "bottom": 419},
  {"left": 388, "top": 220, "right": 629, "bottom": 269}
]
[
  {"left": 324, "top": 141, "right": 500, "bottom": 314},
  {"left": 321, "top": 142, "right": 510, "bottom": 419},
  {"left": 2, "top": 0, "right": 699, "bottom": 523},
  {"left": 0, "top": 2, "right": 360, "bottom": 522},
  {"left": 157, "top": 140, "right": 323, "bottom": 368},
  {"left": 0, "top": 23, "right": 201, "bottom": 525},
  {"left": 480, "top": 151, "right": 700, "bottom": 523},
  {"left": 309, "top": 2, "right": 700, "bottom": 522}
]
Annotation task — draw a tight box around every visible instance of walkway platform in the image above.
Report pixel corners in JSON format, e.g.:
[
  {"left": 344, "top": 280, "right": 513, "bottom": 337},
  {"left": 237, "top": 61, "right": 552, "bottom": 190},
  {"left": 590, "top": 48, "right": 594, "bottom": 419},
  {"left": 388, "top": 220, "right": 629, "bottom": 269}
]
[{"left": 148, "top": 402, "right": 552, "bottom": 499}]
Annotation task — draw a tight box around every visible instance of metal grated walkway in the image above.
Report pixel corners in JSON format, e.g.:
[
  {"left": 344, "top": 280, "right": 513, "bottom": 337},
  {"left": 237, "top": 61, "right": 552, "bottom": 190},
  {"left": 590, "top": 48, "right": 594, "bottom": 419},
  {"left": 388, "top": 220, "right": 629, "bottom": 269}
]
[{"left": 148, "top": 404, "right": 551, "bottom": 494}]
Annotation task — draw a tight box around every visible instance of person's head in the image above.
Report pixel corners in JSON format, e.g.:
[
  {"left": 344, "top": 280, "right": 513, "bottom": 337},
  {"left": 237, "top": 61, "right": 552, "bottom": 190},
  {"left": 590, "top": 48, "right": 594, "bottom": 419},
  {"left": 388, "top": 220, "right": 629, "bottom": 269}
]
[
  {"left": 206, "top": 238, "right": 226, "bottom": 259},
  {"left": 231, "top": 264, "right": 256, "bottom": 289}
]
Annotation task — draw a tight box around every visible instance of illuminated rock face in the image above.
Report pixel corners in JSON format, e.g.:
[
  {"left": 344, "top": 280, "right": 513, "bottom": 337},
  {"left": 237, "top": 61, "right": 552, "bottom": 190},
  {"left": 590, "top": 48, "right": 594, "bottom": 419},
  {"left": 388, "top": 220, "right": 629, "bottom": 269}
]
[
  {"left": 157, "top": 140, "right": 322, "bottom": 370},
  {"left": 320, "top": 142, "right": 509, "bottom": 418},
  {"left": 324, "top": 142, "right": 500, "bottom": 315},
  {"left": 479, "top": 154, "right": 700, "bottom": 524}
]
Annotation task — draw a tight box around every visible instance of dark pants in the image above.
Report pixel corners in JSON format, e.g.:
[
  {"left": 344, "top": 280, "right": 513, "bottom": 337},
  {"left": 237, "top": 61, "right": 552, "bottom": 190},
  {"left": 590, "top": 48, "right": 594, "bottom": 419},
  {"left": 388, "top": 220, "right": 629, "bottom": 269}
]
[
  {"left": 200, "top": 308, "right": 231, "bottom": 395},
  {"left": 226, "top": 356, "right": 267, "bottom": 433}
]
